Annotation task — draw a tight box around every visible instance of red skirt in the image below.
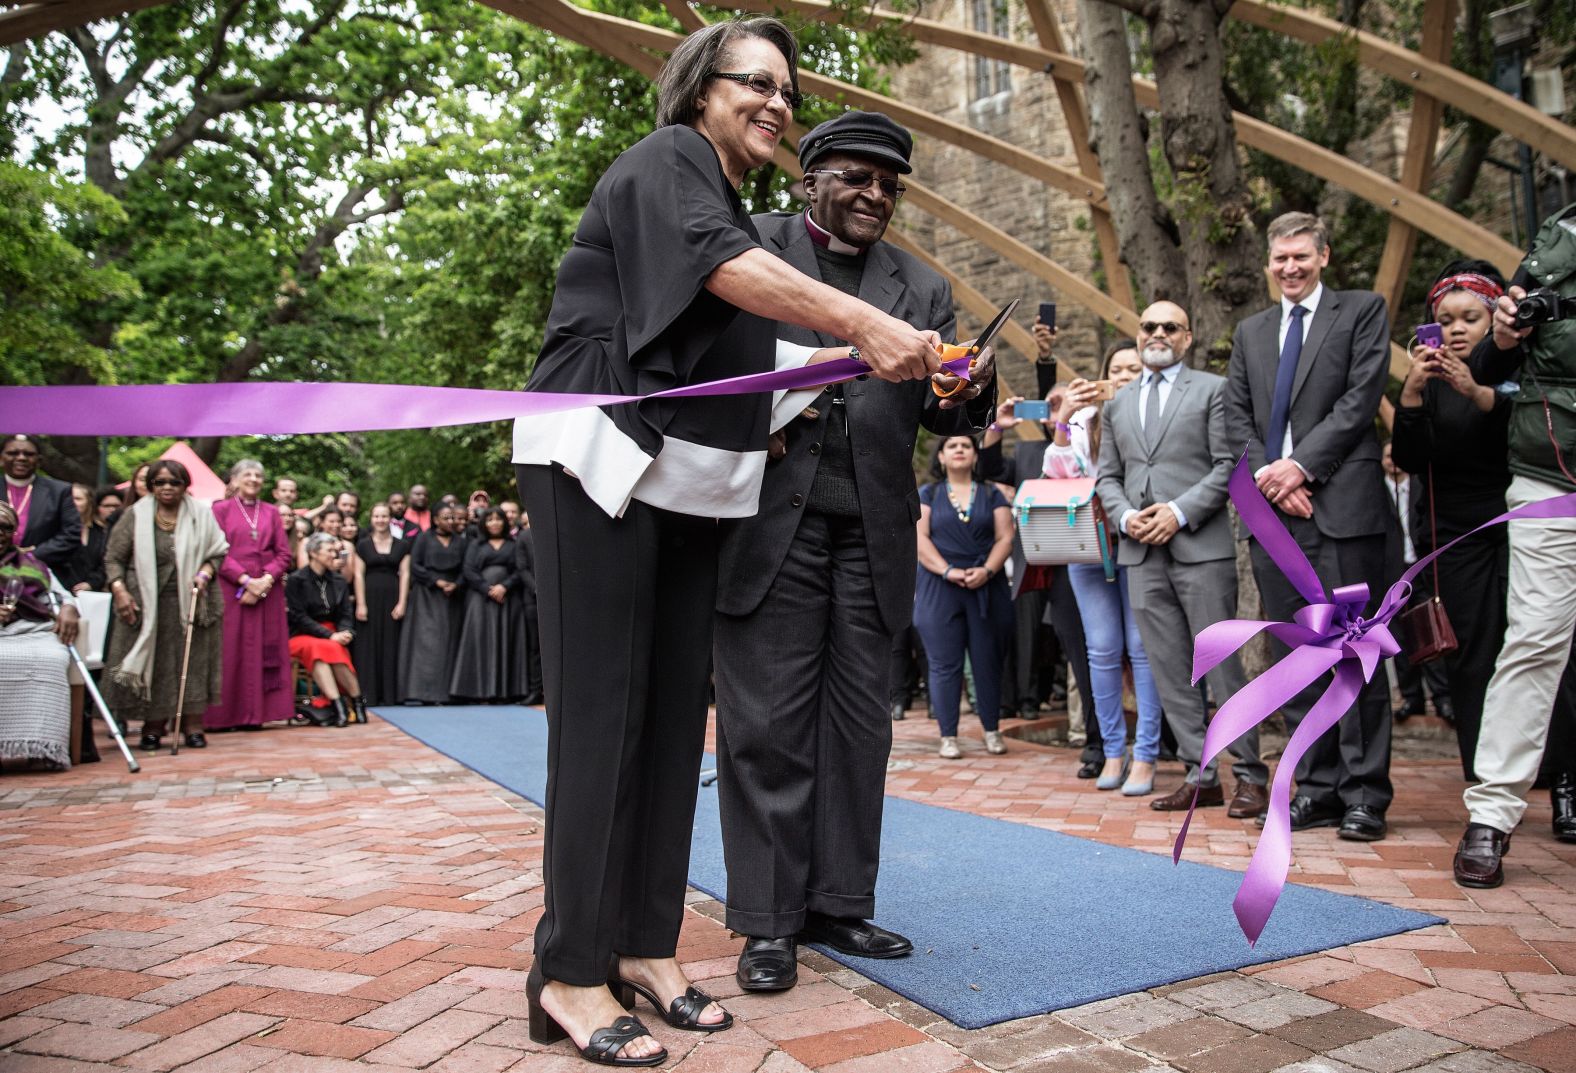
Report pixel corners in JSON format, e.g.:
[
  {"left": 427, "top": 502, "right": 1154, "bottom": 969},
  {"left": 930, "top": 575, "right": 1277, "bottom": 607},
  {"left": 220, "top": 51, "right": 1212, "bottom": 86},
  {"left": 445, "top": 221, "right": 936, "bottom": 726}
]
[{"left": 289, "top": 623, "right": 355, "bottom": 672}]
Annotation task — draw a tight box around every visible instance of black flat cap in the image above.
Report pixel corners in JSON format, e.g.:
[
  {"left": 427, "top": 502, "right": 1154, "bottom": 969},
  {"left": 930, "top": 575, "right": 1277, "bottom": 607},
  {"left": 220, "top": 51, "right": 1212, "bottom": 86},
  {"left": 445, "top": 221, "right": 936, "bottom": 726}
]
[{"left": 798, "top": 110, "right": 913, "bottom": 174}]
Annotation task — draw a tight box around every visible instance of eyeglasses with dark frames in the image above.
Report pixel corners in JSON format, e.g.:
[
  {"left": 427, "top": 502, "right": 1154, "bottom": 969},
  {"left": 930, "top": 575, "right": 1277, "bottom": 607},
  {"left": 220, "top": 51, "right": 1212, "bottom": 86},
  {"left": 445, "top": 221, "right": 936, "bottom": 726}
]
[
  {"left": 1138, "top": 320, "right": 1188, "bottom": 336},
  {"left": 807, "top": 168, "right": 907, "bottom": 201},
  {"left": 710, "top": 71, "right": 803, "bottom": 111},
  {"left": 149, "top": 478, "right": 187, "bottom": 488}
]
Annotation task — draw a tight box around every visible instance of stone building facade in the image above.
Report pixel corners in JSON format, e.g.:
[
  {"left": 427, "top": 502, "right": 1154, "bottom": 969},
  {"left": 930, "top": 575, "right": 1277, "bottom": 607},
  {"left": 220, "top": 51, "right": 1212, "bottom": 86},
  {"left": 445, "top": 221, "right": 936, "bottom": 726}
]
[{"left": 887, "top": 0, "right": 1109, "bottom": 393}]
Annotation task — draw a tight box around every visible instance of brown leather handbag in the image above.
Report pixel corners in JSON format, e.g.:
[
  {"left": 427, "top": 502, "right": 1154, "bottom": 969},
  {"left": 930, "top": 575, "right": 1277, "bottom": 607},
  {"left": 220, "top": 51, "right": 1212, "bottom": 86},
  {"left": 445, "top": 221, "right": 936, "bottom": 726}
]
[{"left": 1397, "top": 466, "right": 1458, "bottom": 665}]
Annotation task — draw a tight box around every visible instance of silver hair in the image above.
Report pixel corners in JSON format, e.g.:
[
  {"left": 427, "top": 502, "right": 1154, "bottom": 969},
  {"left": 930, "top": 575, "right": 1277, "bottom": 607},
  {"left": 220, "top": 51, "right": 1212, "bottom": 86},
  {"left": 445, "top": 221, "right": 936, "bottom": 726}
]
[
  {"left": 229, "top": 458, "right": 265, "bottom": 481},
  {"left": 303, "top": 532, "right": 340, "bottom": 559}
]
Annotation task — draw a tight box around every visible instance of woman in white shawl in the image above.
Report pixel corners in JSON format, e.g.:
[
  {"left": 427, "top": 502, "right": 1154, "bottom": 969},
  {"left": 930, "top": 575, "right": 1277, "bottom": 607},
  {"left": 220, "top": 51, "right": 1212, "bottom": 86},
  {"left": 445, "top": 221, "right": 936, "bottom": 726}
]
[{"left": 103, "top": 458, "right": 228, "bottom": 752}]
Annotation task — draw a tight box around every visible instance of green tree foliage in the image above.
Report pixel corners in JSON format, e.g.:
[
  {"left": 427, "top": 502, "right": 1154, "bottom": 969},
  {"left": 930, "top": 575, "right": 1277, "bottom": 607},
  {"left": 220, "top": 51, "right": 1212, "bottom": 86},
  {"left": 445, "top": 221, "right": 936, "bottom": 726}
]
[{"left": 6, "top": 0, "right": 909, "bottom": 501}]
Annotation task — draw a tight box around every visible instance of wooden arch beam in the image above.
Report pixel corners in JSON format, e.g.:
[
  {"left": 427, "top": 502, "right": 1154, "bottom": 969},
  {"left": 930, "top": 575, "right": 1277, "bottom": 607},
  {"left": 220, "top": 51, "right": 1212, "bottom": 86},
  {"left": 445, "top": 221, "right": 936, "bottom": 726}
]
[
  {"left": 0, "top": 0, "right": 167, "bottom": 44},
  {"left": 726, "top": 0, "right": 1522, "bottom": 273}
]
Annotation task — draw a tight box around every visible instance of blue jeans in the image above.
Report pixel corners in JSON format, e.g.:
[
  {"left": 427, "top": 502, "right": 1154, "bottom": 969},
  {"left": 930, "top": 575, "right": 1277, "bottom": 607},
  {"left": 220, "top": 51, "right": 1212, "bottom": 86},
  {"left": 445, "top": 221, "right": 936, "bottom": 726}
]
[{"left": 1067, "top": 563, "right": 1163, "bottom": 763}]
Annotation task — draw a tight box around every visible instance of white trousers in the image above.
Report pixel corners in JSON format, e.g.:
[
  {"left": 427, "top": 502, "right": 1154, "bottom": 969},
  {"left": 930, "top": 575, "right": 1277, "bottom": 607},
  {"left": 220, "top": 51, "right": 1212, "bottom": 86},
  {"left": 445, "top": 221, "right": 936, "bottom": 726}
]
[{"left": 1463, "top": 474, "right": 1576, "bottom": 833}]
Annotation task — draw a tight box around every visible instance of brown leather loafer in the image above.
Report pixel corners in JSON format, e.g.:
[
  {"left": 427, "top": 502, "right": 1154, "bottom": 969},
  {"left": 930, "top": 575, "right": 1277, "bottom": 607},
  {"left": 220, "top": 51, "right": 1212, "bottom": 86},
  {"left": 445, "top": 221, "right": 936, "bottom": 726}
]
[
  {"left": 1227, "top": 781, "right": 1269, "bottom": 819},
  {"left": 1150, "top": 782, "right": 1223, "bottom": 811},
  {"left": 1454, "top": 823, "right": 1512, "bottom": 889}
]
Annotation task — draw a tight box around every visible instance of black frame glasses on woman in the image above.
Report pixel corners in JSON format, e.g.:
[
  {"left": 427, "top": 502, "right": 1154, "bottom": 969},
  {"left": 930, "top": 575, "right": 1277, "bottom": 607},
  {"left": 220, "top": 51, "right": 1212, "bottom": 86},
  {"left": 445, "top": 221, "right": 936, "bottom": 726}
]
[
  {"left": 710, "top": 71, "right": 803, "bottom": 110},
  {"left": 807, "top": 168, "right": 907, "bottom": 201},
  {"left": 149, "top": 478, "right": 187, "bottom": 488}
]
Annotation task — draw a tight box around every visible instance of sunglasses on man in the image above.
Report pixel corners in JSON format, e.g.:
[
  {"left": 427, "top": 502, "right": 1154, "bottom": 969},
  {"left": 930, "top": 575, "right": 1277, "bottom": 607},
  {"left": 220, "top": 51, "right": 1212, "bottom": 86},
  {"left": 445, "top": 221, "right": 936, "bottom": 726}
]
[{"left": 806, "top": 168, "right": 907, "bottom": 201}]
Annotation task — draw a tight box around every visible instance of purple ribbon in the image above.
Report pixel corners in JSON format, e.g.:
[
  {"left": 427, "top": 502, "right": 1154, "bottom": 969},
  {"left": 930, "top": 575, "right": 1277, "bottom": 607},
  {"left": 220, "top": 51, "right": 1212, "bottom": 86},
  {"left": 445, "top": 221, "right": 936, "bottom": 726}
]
[
  {"left": 1, "top": 355, "right": 973, "bottom": 437},
  {"left": 1178, "top": 455, "right": 1576, "bottom": 944}
]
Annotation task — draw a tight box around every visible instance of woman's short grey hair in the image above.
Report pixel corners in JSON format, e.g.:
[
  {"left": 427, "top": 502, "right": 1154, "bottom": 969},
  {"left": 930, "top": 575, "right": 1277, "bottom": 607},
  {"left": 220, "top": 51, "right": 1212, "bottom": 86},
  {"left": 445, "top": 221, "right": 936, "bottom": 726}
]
[
  {"left": 228, "top": 458, "right": 264, "bottom": 482},
  {"left": 304, "top": 532, "right": 339, "bottom": 559},
  {"left": 655, "top": 17, "right": 799, "bottom": 129}
]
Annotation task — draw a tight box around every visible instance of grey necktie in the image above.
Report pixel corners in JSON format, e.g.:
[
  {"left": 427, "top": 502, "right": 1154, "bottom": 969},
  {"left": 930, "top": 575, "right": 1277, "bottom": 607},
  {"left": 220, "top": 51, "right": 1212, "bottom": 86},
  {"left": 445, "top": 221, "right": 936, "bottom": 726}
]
[{"left": 1143, "top": 373, "right": 1162, "bottom": 449}]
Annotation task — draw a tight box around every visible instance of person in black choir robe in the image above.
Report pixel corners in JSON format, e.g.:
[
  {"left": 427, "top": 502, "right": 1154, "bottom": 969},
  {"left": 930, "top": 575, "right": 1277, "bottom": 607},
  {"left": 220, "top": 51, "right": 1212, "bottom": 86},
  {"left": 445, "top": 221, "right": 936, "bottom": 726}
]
[
  {"left": 352, "top": 502, "right": 410, "bottom": 706},
  {"left": 450, "top": 508, "right": 528, "bottom": 701},
  {"left": 513, "top": 521, "right": 543, "bottom": 706},
  {"left": 510, "top": 17, "right": 947, "bottom": 1068},
  {"left": 396, "top": 505, "right": 466, "bottom": 706}
]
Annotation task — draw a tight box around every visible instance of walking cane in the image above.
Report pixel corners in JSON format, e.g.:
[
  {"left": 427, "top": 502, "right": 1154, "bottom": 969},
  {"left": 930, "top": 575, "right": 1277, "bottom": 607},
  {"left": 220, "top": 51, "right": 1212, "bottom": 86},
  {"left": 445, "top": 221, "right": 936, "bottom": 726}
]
[
  {"left": 45, "top": 589, "right": 140, "bottom": 774},
  {"left": 169, "top": 582, "right": 201, "bottom": 757}
]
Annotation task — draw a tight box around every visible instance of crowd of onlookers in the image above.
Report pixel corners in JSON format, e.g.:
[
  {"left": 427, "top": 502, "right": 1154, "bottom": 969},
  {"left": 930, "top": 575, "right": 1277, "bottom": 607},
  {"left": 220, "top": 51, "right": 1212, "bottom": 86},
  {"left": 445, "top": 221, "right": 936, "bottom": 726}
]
[{"left": 0, "top": 439, "right": 542, "bottom": 771}]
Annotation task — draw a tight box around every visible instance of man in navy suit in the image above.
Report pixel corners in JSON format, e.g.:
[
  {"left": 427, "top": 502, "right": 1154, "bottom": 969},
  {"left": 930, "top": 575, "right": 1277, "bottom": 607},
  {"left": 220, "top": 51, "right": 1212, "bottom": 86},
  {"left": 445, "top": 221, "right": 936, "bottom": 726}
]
[{"left": 1223, "top": 213, "right": 1393, "bottom": 842}]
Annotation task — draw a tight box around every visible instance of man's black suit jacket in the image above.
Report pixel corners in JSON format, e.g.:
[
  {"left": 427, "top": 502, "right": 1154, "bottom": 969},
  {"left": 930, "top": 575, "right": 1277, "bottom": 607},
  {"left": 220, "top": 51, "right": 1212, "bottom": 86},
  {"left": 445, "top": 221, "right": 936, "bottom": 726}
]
[
  {"left": 715, "top": 211, "right": 994, "bottom": 635},
  {"left": 19, "top": 476, "right": 81, "bottom": 576},
  {"left": 1223, "top": 290, "right": 1390, "bottom": 541}
]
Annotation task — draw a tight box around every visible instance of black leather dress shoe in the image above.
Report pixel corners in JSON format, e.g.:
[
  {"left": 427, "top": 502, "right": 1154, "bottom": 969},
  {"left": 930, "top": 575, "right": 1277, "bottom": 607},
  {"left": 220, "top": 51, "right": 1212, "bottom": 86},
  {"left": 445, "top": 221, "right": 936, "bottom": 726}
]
[
  {"left": 183, "top": 732, "right": 207, "bottom": 750},
  {"left": 736, "top": 937, "right": 797, "bottom": 992},
  {"left": 1338, "top": 804, "right": 1387, "bottom": 842},
  {"left": 799, "top": 912, "right": 912, "bottom": 959},
  {"left": 1076, "top": 759, "right": 1101, "bottom": 779},
  {"left": 890, "top": 703, "right": 906, "bottom": 722},
  {"left": 1256, "top": 795, "right": 1343, "bottom": 830},
  {"left": 1454, "top": 823, "right": 1512, "bottom": 888},
  {"left": 1553, "top": 773, "right": 1576, "bottom": 843}
]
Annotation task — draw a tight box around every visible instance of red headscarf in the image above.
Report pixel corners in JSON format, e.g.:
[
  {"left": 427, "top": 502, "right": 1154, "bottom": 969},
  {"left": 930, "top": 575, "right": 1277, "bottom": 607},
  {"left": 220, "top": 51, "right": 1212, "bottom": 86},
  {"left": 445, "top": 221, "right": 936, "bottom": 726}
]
[{"left": 1426, "top": 272, "right": 1503, "bottom": 317}]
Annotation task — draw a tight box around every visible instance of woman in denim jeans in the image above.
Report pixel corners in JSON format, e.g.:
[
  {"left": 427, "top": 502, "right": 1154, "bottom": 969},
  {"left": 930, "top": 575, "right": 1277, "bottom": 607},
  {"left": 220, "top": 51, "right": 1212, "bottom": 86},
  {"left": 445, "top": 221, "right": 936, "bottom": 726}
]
[{"left": 1040, "top": 341, "right": 1164, "bottom": 795}]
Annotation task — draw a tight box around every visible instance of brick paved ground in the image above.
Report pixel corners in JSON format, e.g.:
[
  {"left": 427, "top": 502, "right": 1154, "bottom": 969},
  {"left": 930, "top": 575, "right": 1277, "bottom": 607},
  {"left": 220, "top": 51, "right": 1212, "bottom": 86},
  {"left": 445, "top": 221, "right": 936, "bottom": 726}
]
[{"left": 0, "top": 707, "right": 1572, "bottom": 1073}]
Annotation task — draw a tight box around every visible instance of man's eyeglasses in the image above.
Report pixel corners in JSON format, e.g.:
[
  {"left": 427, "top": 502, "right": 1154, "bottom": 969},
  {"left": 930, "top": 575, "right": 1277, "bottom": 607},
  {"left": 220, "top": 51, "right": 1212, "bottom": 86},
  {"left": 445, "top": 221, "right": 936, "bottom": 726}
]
[
  {"left": 710, "top": 71, "right": 803, "bottom": 111},
  {"left": 1138, "top": 320, "right": 1188, "bottom": 336},
  {"left": 150, "top": 478, "right": 186, "bottom": 488},
  {"left": 807, "top": 169, "right": 907, "bottom": 201}
]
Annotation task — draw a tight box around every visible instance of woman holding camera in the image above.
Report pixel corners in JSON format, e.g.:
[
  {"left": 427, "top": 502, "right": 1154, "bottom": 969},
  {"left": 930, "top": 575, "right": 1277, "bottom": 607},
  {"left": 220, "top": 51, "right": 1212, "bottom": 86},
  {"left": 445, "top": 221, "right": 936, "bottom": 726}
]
[
  {"left": 1042, "top": 340, "right": 1164, "bottom": 797},
  {"left": 285, "top": 532, "right": 366, "bottom": 727}
]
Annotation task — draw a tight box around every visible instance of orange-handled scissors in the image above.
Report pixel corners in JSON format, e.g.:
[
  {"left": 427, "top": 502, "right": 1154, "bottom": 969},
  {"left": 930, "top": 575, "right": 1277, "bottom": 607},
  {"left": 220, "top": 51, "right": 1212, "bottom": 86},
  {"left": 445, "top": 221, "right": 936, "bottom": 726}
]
[{"left": 932, "top": 298, "right": 1019, "bottom": 398}]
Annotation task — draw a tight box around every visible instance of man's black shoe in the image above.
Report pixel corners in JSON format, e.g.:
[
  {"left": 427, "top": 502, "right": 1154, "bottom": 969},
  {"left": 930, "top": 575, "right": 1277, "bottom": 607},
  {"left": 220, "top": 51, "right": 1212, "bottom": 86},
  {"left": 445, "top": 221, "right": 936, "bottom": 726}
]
[
  {"left": 1454, "top": 823, "right": 1511, "bottom": 888},
  {"left": 1256, "top": 795, "right": 1343, "bottom": 830},
  {"left": 1338, "top": 804, "right": 1387, "bottom": 842},
  {"left": 1393, "top": 699, "right": 1425, "bottom": 723},
  {"left": 736, "top": 937, "right": 797, "bottom": 992},
  {"left": 799, "top": 912, "right": 912, "bottom": 959},
  {"left": 890, "top": 703, "right": 906, "bottom": 722},
  {"left": 1553, "top": 773, "right": 1576, "bottom": 843},
  {"left": 1076, "top": 759, "right": 1101, "bottom": 779}
]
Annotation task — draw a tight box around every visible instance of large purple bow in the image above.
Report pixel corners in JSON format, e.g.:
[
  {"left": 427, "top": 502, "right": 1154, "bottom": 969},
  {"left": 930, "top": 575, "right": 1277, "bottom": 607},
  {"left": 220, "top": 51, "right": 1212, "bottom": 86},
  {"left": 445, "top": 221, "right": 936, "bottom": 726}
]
[
  {"left": 0, "top": 354, "right": 972, "bottom": 437},
  {"left": 1177, "top": 454, "right": 1576, "bottom": 945}
]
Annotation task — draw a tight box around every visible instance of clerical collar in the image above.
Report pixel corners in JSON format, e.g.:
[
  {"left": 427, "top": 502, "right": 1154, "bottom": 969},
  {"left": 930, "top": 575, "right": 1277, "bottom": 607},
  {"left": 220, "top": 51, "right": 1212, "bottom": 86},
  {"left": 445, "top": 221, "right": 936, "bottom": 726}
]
[
  {"left": 4, "top": 475, "right": 32, "bottom": 488},
  {"left": 803, "top": 211, "right": 866, "bottom": 256}
]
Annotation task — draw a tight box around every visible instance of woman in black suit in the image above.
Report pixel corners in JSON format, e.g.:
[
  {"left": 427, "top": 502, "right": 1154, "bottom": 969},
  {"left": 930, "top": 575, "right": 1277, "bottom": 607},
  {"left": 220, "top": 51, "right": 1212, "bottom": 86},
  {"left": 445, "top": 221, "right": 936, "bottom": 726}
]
[{"left": 512, "top": 17, "right": 942, "bottom": 1067}]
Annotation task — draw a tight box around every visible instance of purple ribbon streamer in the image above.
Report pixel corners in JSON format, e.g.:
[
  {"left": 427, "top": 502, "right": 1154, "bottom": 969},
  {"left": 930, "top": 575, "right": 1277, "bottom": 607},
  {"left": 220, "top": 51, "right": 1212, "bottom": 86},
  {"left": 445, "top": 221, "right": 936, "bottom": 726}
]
[
  {"left": 2, "top": 355, "right": 973, "bottom": 438},
  {"left": 1177, "top": 455, "right": 1576, "bottom": 945}
]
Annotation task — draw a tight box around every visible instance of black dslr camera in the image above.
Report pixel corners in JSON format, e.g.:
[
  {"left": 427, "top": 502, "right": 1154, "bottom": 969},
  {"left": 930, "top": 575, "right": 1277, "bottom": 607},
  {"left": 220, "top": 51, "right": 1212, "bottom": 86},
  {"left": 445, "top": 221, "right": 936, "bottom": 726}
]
[{"left": 1514, "top": 287, "right": 1575, "bottom": 329}]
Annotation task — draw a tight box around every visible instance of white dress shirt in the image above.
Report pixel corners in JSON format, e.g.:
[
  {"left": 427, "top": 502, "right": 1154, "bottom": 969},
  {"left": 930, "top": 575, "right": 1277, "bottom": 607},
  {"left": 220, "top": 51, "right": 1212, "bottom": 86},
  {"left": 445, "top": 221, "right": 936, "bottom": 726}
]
[{"left": 1117, "top": 363, "right": 1188, "bottom": 536}]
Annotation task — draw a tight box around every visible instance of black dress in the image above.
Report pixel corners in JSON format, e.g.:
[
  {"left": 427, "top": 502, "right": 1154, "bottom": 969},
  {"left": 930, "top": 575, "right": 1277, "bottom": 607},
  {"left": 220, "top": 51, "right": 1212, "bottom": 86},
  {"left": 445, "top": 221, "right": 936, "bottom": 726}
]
[
  {"left": 353, "top": 534, "right": 410, "bottom": 705},
  {"left": 515, "top": 530, "right": 543, "bottom": 703},
  {"left": 397, "top": 529, "right": 466, "bottom": 704},
  {"left": 450, "top": 538, "right": 528, "bottom": 700}
]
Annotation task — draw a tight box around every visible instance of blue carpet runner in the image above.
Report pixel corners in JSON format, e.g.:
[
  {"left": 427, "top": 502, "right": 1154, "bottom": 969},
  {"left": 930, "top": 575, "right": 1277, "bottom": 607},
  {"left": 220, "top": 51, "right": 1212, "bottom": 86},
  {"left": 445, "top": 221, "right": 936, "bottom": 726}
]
[{"left": 376, "top": 705, "right": 1442, "bottom": 1028}]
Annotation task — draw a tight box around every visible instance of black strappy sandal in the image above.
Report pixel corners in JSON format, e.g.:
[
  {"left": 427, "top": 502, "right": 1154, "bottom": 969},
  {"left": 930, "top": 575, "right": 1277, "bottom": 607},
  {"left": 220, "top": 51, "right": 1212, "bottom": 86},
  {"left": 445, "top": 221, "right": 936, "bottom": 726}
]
[
  {"left": 610, "top": 972, "right": 734, "bottom": 1033},
  {"left": 527, "top": 967, "right": 667, "bottom": 1067}
]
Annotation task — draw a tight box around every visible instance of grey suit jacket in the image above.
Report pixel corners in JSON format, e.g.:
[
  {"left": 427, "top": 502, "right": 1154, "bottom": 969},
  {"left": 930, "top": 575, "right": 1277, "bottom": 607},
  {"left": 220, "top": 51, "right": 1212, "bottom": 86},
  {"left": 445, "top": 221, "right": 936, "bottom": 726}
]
[
  {"left": 1222, "top": 289, "right": 1390, "bottom": 540},
  {"left": 1095, "top": 366, "right": 1236, "bottom": 566},
  {"left": 715, "top": 211, "right": 994, "bottom": 634}
]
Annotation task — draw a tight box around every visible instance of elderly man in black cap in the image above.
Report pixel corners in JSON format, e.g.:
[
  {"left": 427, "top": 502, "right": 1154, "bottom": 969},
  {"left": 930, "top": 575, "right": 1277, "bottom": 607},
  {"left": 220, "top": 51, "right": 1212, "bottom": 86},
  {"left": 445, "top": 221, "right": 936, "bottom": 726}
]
[{"left": 714, "top": 111, "right": 997, "bottom": 993}]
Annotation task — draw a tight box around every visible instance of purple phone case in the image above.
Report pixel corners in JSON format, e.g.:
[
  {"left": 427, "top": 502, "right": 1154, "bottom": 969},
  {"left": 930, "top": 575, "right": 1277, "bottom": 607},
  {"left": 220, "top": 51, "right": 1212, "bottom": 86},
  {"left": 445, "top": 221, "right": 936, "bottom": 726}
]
[{"left": 1416, "top": 323, "right": 1443, "bottom": 348}]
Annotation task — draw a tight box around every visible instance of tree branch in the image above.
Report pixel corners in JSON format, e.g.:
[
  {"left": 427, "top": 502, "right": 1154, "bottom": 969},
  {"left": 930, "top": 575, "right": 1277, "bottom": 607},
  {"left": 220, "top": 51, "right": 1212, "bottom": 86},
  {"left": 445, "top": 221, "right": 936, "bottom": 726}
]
[
  {"left": 1, "top": 42, "right": 26, "bottom": 89},
  {"left": 192, "top": 0, "right": 248, "bottom": 93}
]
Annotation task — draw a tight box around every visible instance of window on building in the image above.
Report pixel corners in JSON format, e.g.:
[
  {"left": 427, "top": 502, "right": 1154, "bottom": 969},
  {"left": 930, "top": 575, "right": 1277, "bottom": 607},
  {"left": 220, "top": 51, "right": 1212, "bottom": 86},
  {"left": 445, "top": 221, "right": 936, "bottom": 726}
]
[{"left": 970, "top": 0, "right": 1012, "bottom": 100}]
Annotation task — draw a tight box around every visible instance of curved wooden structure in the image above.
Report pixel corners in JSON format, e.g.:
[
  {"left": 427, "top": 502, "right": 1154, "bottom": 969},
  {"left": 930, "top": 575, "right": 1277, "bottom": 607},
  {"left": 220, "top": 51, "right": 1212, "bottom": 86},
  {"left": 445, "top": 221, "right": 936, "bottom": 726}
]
[{"left": 11, "top": 0, "right": 1571, "bottom": 381}]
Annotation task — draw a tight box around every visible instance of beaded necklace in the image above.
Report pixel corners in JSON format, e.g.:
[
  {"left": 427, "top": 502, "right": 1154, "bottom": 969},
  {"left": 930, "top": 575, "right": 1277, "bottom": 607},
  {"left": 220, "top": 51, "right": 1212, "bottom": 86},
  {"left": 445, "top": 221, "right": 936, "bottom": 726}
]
[{"left": 946, "top": 480, "right": 974, "bottom": 524}]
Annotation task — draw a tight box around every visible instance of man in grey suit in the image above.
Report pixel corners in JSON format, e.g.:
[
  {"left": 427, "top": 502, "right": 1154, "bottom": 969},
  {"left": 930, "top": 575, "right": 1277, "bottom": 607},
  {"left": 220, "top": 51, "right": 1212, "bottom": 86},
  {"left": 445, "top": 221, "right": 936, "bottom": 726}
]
[
  {"left": 714, "top": 112, "right": 996, "bottom": 992},
  {"left": 1094, "top": 303, "right": 1268, "bottom": 817},
  {"left": 1223, "top": 212, "right": 1393, "bottom": 842}
]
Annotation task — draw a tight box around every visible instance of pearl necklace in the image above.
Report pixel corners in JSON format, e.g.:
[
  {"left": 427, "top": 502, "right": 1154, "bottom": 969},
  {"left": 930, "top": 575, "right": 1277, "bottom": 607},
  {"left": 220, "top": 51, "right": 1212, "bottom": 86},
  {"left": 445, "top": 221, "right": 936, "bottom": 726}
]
[{"left": 946, "top": 480, "right": 974, "bottom": 524}]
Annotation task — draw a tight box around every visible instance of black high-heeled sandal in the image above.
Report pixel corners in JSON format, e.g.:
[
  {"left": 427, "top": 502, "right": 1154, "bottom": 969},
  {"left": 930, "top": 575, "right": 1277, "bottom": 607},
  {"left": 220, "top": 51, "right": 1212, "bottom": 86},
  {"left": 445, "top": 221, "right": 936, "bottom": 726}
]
[
  {"left": 608, "top": 967, "right": 733, "bottom": 1033},
  {"left": 526, "top": 966, "right": 667, "bottom": 1067}
]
